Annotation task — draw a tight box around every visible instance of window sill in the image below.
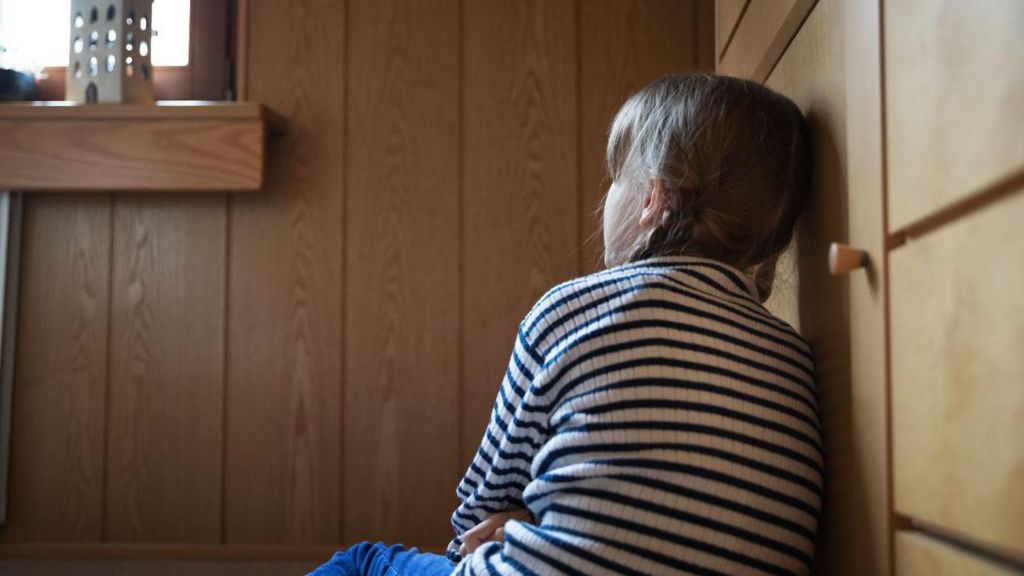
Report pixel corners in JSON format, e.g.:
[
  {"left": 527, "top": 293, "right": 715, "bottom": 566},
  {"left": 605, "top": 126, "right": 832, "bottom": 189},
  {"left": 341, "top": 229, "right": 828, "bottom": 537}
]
[{"left": 0, "top": 101, "right": 283, "bottom": 192}]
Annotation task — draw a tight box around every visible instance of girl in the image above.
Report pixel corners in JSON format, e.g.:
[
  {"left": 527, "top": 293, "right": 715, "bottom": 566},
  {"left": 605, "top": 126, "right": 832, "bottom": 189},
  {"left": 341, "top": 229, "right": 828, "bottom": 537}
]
[{"left": 311, "top": 73, "right": 819, "bottom": 576}]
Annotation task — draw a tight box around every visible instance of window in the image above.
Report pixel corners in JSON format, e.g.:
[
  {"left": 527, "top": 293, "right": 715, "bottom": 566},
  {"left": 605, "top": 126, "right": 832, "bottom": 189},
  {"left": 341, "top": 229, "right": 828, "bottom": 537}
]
[
  {"left": 151, "top": 0, "right": 190, "bottom": 66},
  {"left": 0, "top": 0, "right": 188, "bottom": 69},
  {"left": 0, "top": 0, "right": 230, "bottom": 100}
]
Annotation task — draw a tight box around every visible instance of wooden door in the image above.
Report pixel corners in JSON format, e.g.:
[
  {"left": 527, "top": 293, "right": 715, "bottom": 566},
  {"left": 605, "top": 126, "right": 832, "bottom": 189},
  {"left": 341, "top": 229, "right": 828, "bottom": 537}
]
[
  {"left": 762, "top": 1, "right": 890, "bottom": 573},
  {"left": 719, "top": 0, "right": 891, "bottom": 574},
  {"left": 884, "top": 0, "right": 1024, "bottom": 569}
]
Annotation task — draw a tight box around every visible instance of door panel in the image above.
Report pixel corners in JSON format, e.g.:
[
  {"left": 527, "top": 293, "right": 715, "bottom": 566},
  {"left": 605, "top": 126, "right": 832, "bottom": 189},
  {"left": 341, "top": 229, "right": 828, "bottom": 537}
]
[
  {"left": 718, "top": 0, "right": 816, "bottom": 82},
  {"left": 885, "top": 0, "right": 1024, "bottom": 231},
  {"left": 896, "top": 531, "right": 1024, "bottom": 576},
  {"left": 764, "top": 0, "right": 890, "bottom": 573},
  {"left": 890, "top": 189, "right": 1024, "bottom": 558}
]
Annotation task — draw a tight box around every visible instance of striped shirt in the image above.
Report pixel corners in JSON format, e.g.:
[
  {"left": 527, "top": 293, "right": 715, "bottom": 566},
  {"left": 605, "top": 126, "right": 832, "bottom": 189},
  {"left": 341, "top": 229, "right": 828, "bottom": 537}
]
[{"left": 447, "top": 255, "right": 822, "bottom": 576}]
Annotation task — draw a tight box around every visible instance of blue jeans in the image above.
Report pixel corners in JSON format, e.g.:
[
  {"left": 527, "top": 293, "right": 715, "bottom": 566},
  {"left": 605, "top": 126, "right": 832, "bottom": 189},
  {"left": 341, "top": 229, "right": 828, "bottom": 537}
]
[{"left": 308, "top": 542, "right": 455, "bottom": 576}]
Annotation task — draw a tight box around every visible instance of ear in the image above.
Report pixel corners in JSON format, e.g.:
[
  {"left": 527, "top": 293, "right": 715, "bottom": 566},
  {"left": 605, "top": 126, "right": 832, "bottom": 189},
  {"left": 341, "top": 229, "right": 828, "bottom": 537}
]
[{"left": 639, "top": 178, "right": 667, "bottom": 227}]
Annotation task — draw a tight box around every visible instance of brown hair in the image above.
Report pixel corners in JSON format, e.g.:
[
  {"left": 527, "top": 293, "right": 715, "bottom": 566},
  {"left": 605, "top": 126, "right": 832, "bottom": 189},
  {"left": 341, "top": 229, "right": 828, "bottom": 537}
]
[{"left": 605, "top": 73, "right": 812, "bottom": 302}]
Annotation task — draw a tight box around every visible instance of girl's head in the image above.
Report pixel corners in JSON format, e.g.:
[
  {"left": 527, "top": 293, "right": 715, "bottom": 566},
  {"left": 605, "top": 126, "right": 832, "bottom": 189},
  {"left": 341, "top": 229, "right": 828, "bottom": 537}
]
[{"left": 602, "top": 74, "right": 812, "bottom": 302}]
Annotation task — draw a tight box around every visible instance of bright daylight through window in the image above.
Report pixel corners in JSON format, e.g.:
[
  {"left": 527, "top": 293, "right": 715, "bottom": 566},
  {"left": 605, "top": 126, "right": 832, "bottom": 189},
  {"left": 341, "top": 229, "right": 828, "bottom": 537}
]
[{"left": 0, "top": 0, "right": 189, "bottom": 72}]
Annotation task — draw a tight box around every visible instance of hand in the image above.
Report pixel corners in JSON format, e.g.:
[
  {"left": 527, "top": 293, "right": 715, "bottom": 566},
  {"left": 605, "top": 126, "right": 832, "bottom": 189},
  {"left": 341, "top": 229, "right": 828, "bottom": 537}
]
[{"left": 458, "top": 508, "right": 532, "bottom": 556}]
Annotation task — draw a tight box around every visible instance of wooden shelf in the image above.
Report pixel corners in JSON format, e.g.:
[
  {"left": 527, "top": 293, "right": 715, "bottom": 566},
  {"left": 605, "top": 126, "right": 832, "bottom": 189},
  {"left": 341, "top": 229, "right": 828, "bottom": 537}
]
[{"left": 0, "top": 101, "right": 282, "bottom": 192}]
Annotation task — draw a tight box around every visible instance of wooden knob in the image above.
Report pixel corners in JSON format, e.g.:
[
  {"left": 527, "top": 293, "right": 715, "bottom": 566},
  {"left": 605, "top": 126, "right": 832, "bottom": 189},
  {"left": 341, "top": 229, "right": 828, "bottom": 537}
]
[{"left": 829, "top": 242, "right": 867, "bottom": 275}]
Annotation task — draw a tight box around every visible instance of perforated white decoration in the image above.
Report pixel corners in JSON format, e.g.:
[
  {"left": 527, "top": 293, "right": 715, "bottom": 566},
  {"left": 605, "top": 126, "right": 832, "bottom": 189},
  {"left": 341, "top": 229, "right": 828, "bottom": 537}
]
[{"left": 67, "top": 0, "right": 154, "bottom": 103}]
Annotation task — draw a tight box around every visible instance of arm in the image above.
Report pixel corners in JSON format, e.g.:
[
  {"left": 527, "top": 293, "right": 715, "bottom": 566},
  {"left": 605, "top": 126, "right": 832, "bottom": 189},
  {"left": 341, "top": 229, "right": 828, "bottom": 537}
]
[
  {"left": 447, "top": 326, "right": 549, "bottom": 562},
  {"left": 458, "top": 508, "right": 533, "bottom": 555}
]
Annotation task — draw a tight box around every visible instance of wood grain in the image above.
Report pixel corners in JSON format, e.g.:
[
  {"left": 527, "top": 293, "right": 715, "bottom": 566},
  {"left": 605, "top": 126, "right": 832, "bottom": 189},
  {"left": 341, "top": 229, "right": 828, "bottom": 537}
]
[
  {"left": 224, "top": 0, "right": 344, "bottom": 544},
  {"left": 765, "top": 2, "right": 892, "bottom": 574},
  {"left": 0, "top": 559, "right": 320, "bottom": 576},
  {"left": 0, "top": 102, "right": 267, "bottom": 120},
  {"left": 883, "top": 0, "right": 1024, "bottom": 232},
  {"left": 0, "top": 112, "right": 265, "bottom": 191},
  {"left": 462, "top": 0, "right": 579, "bottom": 464},
  {"left": 896, "top": 532, "right": 1024, "bottom": 576},
  {"left": 890, "top": 189, "right": 1024, "bottom": 559},
  {"left": 105, "top": 195, "right": 226, "bottom": 542},
  {"left": 718, "top": 0, "right": 816, "bottom": 82},
  {"left": 579, "top": 0, "right": 697, "bottom": 274},
  {"left": 343, "top": 0, "right": 461, "bottom": 548},
  {"left": 0, "top": 195, "right": 110, "bottom": 542},
  {"left": 0, "top": 543, "right": 339, "bottom": 560}
]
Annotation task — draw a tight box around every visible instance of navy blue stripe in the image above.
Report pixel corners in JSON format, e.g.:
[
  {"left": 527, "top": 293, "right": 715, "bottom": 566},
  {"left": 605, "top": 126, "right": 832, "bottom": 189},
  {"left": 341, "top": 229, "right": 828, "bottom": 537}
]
[
  {"left": 469, "top": 473, "right": 527, "bottom": 492},
  {"left": 501, "top": 367, "right": 525, "bottom": 400},
  {"left": 532, "top": 278, "right": 805, "bottom": 358},
  {"left": 525, "top": 264, "right": 792, "bottom": 340},
  {"left": 540, "top": 298, "right": 814, "bottom": 369},
  {"left": 517, "top": 327, "right": 544, "bottom": 366},
  {"left": 538, "top": 318, "right": 816, "bottom": 397},
  {"left": 505, "top": 532, "right": 586, "bottom": 576},
  {"left": 544, "top": 503, "right": 794, "bottom": 575},
  {"left": 489, "top": 408, "right": 547, "bottom": 438},
  {"left": 509, "top": 347, "right": 535, "bottom": 384},
  {"left": 535, "top": 457, "right": 820, "bottom": 519},
  {"left": 491, "top": 545, "right": 539, "bottom": 576},
  {"left": 454, "top": 508, "right": 484, "bottom": 525},
  {"left": 525, "top": 260, "right": 702, "bottom": 326},
  {"left": 674, "top": 266, "right": 762, "bottom": 306},
  {"left": 483, "top": 417, "right": 545, "bottom": 455},
  {"left": 477, "top": 440, "right": 530, "bottom": 465},
  {"left": 691, "top": 261, "right": 755, "bottom": 294},
  {"left": 555, "top": 421, "right": 823, "bottom": 478},
  {"left": 555, "top": 376, "right": 819, "bottom": 433},
  {"left": 547, "top": 332, "right": 815, "bottom": 404},
  {"left": 534, "top": 470, "right": 815, "bottom": 542},
  {"left": 543, "top": 524, "right": 731, "bottom": 576},
  {"left": 550, "top": 486, "right": 812, "bottom": 569},
  {"left": 567, "top": 398, "right": 823, "bottom": 456},
  {"left": 463, "top": 458, "right": 527, "bottom": 495},
  {"left": 518, "top": 523, "right": 646, "bottom": 576},
  {"left": 461, "top": 473, "right": 529, "bottom": 507},
  {"left": 531, "top": 351, "right": 816, "bottom": 419},
  {"left": 464, "top": 485, "right": 528, "bottom": 504},
  {"left": 486, "top": 421, "right": 542, "bottom": 452},
  {"left": 535, "top": 440, "right": 822, "bottom": 497},
  {"left": 491, "top": 383, "right": 548, "bottom": 435}
]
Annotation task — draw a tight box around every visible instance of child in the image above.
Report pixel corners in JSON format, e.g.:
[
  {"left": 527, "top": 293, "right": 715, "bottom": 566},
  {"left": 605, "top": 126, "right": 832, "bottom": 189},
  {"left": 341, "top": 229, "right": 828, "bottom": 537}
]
[{"left": 311, "top": 73, "right": 819, "bottom": 576}]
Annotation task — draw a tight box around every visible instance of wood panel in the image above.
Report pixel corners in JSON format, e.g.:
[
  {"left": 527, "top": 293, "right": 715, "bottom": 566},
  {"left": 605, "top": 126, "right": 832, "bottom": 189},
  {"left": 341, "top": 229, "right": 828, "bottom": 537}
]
[
  {"left": 579, "top": 0, "right": 697, "bottom": 273},
  {"left": 896, "top": 532, "right": 1024, "bottom": 576},
  {"left": 839, "top": 0, "right": 891, "bottom": 572},
  {"left": 224, "top": 0, "right": 344, "bottom": 544},
  {"left": 765, "top": 1, "right": 892, "bottom": 574},
  {"left": 0, "top": 559, "right": 319, "bottom": 576},
  {"left": 890, "top": 189, "right": 1024, "bottom": 559},
  {"left": 884, "top": 0, "right": 1024, "bottom": 232},
  {"left": 0, "top": 195, "right": 110, "bottom": 541},
  {"left": 343, "top": 0, "right": 460, "bottom": 548},
  {"left": 695, "top": 0, "right": 716, "bottom": 72},
  {"left": 462, "top": 0, "right": 579, "bottom": 462},
  {"left": 716, "top": 0, "right": 748, "bottom": 57},
  {"left": 0, "top": 103, "right": 267, "bottom": 192},
  {"left": 105, "top": 195, "right": 225, "bottom": 542},
  {"left": 718, "top": 0, "right": 816, "bottom": 82},
  {"left": 0, "top": 0, "right": 715, "bottom": 554}
]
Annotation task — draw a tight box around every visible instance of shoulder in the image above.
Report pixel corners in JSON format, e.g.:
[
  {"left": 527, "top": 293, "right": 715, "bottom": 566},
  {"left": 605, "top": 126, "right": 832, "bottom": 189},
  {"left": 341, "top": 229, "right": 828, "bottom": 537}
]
[{"left": 519, "top": 263, "right": 669, "bottom": 343}]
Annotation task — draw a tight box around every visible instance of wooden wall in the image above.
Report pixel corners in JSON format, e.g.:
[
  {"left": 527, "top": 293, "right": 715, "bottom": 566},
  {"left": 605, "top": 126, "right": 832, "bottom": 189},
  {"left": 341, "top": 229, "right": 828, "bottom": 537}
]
[{"left": 0, "top": 0, "right": 712, "bottom": 561}]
